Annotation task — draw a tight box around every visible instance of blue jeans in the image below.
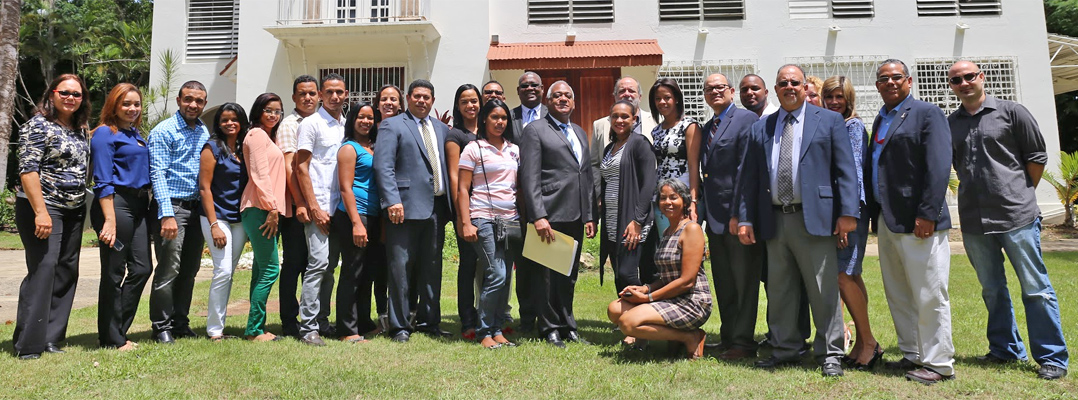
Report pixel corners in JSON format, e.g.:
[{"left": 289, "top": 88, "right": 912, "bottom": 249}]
[
  {"left": 470, "top": 218, "right": 517, "bottom": 339},
  {"left": 963, "top": 218, "right": 1069, "bottom": 368}
]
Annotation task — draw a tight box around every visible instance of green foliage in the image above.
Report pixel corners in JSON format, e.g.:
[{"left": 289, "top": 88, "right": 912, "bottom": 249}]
[
  {"left": 0, "top": 190, "right": 15, "bottom": 232},
  {"left": 139, "top": 49, "right": 180, "bottom": 136},
  {"left": 1047, "top": 0, "right": 1078, "bottom": 153},
  {"left": 1044, "top": 151, "right": 1078, "bottom": 227}
]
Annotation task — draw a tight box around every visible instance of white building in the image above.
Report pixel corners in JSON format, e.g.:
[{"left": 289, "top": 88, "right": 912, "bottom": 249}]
[{"left": 151, "top": 0, "right": 1065, "bottom": 218}]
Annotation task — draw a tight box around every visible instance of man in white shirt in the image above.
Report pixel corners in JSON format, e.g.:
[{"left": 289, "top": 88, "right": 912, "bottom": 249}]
[{"left": 740, "top": 74, "right": 780, "bottom": 120}]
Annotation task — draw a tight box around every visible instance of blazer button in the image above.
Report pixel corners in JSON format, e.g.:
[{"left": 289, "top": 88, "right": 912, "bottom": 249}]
[{"left": 703, "top": 173, "right": 709, "bottom": 178}]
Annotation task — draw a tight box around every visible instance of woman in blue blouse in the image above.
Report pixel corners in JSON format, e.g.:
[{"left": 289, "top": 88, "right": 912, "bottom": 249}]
[
  {"left": 334, "top": 102, "right": 381, "bottom": 342},
  {"left": 13, "top": 74, "right": 92, "bottom": 359},
  {"left": 90, "top": 83, "right": 152, "bottom": 351},
  {"left": 197, "top": 103, "right": 250, "bottom": 341}
]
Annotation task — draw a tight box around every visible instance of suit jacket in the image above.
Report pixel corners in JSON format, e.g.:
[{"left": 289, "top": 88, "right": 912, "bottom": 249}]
[
  {"left": 512, "top": 104, "right": 548, "bottom": 140},
  {"left": 590, "top": 110, "right": 657, "bottom": 204},
  {"left": 699, "top": 104, "right": 757, "bottom": 235},
  {"left": 737, "top": 103, "right": 859, "bottom": 239},
  {"left": 519, "top": 114, "right": 594, "bottom": 224},
  {"left": 865, "top": 97, "right": 952, "bottom": 234},
  {"left": 373, "top": 110, "right": 453, "bottom": 220}
]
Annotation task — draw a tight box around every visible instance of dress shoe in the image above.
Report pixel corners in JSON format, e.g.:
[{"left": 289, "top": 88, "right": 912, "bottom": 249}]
[
  {"left": 391, "top": 331, "right": 410, "bottom": 343},
  {"left": 754, "top": 356, "right": 800, "bottom": 369},
  {"left": 1038, "top": 365, "right": 1068, "bottom": 380},
  {"left": 545, "top": 331, "right": 566, "bottom": 349},
  {"left": 300, "top": 331, "right": 326, "bottom": 347},
  {"left": 44, "top": 343, "right": 64, "bottom": 354},
  {"left": 417, "top": 327, "right": 452, "bottom": 339},
  {"left": 17, "top": 353, "right": 40, "bottom": 360},
  {"left": 821, "top": 361, "right": 844, "bottom": 377},
  {"left": 905, "top": 367, "right": 954, "bottom": 385},
  {"left": 172, "top": 326, "right": 198, "bottom": 339},
  {"left": 719, "top": 347, "right": 757, "bottom": 361},
  {"left": 977, "top": 352, "right": 1023, "bottom": 364},
  {"left": 565, "top": 331, "right": 591, "bottom": 345},
  {"left": 154, "top": 331, "right": 176, "bottom": 344},
  {"left": 884, "top": 357, "right": 919, "bottom": 371}
]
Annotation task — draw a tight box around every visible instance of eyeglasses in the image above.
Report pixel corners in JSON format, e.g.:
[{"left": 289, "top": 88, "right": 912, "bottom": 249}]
[
  {"left": 876, "top": 75, "right": 907, "bottom": 84},
  {"left": 263, "top": 109, "right": 284, "bottom": 116},
  {"left": 948, "top": 72, "right": 981, "bottom": 85},
  {"left": 777, "top": 80, "right": 801, "bottom": 88},
  {"left": 518, "top": 82, "right": 541, "bottom": 89},
  {"left": 53, "top": 90, "right": 83, "bottom": 99},
  {"left": 704, "top": 84, "right": 731, "bottom": 92},
  {"left": 483, "top": 90, "right": 504, "bottom": 96}
]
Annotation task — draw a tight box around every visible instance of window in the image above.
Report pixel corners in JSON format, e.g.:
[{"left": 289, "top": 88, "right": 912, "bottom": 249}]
[
  {"left": 916, "top": 0, "right": 1001, "bottom": 16},
  {"left": 657, "top": 60, "right": 757, "bottom": 121},
  {"left": 186, "top": 0, "right": 240, "bottom": 60},
  {"left": 914, "top": 57, "right": 1018, "bottom": 114},
  {"left": 319, "top": 66, "right": 406, "bottom": 108},
  {"left": 658, "top": 0, "right": 745, "bottom": 21},
  {"left": 788, "top": 56, "right": 888, "bottom": 127},
  {"left": 528, "top": 0, "right": 614, "bottom": 24},
  {"left": 789, "top": 0, "right": 873, "bottom": 19}
]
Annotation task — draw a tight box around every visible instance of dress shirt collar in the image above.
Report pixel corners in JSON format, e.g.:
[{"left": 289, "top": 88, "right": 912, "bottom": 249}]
[
  {"left": 777, "top": 102, "right": 806, "bottom": 125},
  {"left": 173, "top": 110, "right": 204, "bottom": 130},
  {"left": 712, "top": 103, "right": 735, "bottom": 124},
  {"left": 878, "top": 95, "right": 912, "bottom": 118},
  {"left": 522, "top": 104, "right": 540, "bottom": 119},
  {"left": 955, "top": 95, "right": 998, "bottom": 118},
  {"left": 317, "top": 106, "right": 345, "bottom": 126}
]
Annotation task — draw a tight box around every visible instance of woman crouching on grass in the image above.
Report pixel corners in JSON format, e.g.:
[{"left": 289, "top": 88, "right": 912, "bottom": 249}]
[{"left": 608, "top": 178, "right": 711, "bottom": 359}]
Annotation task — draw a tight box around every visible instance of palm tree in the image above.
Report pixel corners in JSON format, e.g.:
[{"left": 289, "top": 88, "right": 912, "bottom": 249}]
[{"left": 1044, "top": 151, "right": 1078, "bottom": 228}]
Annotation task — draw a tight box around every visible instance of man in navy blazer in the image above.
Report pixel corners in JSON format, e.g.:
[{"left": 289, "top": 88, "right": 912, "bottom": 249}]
[
  {"left": 737, "top": 65, "right": 858, "bottom": 377},
  {"left": 697, "top": 73, "right": 765, "bottom": 360},
  {"left": 373, "top": 79, "right": 454, "bottom": 343},
  {"left": 519, "top": 80, "right": 597, "bottom": 348},
  {"left": 867, "top": 59, "right": 955, "bottom": 385}
]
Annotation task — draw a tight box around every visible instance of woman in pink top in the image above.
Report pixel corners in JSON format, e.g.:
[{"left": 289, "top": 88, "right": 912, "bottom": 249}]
[{"left": 240, "top": 93, "right": 289, "bottom": 341}]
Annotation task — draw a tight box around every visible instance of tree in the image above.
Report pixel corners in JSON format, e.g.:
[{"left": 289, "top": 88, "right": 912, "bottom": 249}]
[
  {"left": 1046, "top": 0, "right": 1078, "bottom": 153},
  {"left": 1044, "top": 151, "right": 1078, "bottom": 228},
  {"left": 0, "top": 0, "right": 21, "bottom": 191}
]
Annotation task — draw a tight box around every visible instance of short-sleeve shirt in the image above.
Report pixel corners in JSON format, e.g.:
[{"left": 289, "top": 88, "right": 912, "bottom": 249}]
[
  {"left": 90, "top": 125, "right": 150, "bottom": 199},
  {"left": 459, "top": 139, "right": 519, "bottom": 220},
  {"left": 337, "top": 140, "right": 380, "bottom": 216},
  {"left": 17, "top": 114, "right": 90, "bottom": 209},
  {"left": 204, "top": 140, "right": 245, "bottom": 223},
  {"left": 296, "top": 107, "right": 345, "bottom": 214},
  {"left": 446, "top": 128, "right": 476, "bottom": 155},
  {"left": 276, "top": 110, "right": 304, "bottom": 154}
]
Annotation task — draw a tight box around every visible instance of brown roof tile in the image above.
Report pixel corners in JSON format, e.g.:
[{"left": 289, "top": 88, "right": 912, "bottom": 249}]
[{"left": 487, "top": 39, "right": 663, "bottom": 70}]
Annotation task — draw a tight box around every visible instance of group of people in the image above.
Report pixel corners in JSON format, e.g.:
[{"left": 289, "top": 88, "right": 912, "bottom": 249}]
[{"left": 11, "top": 59, "right": 1068, "bottom": 384}]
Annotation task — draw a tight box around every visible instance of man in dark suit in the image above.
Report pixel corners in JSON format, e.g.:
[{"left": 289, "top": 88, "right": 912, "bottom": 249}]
[
  {"left": 697, "top": 73, "right": 765, "bottom": 360},
  {"left": 868, "top": 59, "right": 955, "bottom": 385},
  {"left": 519, "top": 80, "right": 597, "bottom": 348},
  {"left": 373, "top": 79, "right": 453, "bottom": 343},
  {"left": 510, "top": 71, "right": 547, "bottom": 333},
  {"left": 737, "top": 65, "right": 858, "bottom": 377}
]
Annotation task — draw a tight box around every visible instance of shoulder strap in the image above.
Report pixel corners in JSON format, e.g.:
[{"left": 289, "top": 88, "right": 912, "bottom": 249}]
[{"left": 477, "top": 143, "right": 497, "bottom": 218}]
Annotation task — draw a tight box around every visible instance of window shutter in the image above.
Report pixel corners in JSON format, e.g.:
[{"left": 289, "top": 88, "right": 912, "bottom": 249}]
[
  {"left": 570, "top": 0, "right": 614, "bottom": 23},
  {"left": 702, "top": 0, "right": 745, "bottom": 20},
  {"left": 789, "top": 0, "right": 829, "bottom": 19},
  {"left": 529, "top": 0, "right": 612, "bottom": 24},
  {"left": 958, "top": 0, "right": 1001, "bottom": 15},
  {"left": 831, "top": 0, "right": 873, "bottom": 18},
  {"left": 528, "top": 0, "right": 571, "bottom": 24},
  {"left": 660, "top": 0, "right": 743, "bottom": 21},
  {"left": 917, "top": 0, "right": 958, "bottom": 16},
  {"left": 186, "top": 0, "right": 239, "bottom": 59},
  {"left": 659, "top": 0, "right": 702, "bottom": 20}
]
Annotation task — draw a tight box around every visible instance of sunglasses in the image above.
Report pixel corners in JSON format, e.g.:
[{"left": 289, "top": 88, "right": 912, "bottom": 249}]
[
  {"left": 876, "top": 74, "right": 907, "bottom": 84},
  {"left": 483, "top": 90, "right": 504, "bottom": 96},
  {"left": 948, "top": 72, "right": 981, "bottom": 85},
  {"left": 518, "top": 83, "right": 541, "bottom": 89},
  {"left": 53, "top": 90, "right": 83, "bottom": 99},
  {"left": 777, "top": 80, "right": 801, "bottom": 88}
]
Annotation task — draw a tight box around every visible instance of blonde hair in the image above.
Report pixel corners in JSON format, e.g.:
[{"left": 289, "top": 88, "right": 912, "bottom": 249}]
[
  {"left": 806, "top": 75, "right": 824, "bottom": 92},
  {"left": 821, "top": 75, "right": 859, "bottom": 121}
]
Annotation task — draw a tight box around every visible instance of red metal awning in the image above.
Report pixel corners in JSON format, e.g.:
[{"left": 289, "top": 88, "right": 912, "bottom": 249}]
[{"left": 487, "top": 39, "right": 663, "bottom": 70}]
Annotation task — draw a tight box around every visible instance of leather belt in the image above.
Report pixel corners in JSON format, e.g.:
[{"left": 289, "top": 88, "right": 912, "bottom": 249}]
[{"left": 773, "top": 203, "right": 803, "bottom": 214}]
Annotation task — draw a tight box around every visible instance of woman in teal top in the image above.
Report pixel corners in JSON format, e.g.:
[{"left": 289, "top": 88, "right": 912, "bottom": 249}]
[{"left": 334, "top": 102, "right": 381, "bottom": 342}]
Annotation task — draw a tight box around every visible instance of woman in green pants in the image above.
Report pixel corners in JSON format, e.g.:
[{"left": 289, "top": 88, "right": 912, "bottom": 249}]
[{"left": 239, "top": 93, "right": 288, "bottom": 341}]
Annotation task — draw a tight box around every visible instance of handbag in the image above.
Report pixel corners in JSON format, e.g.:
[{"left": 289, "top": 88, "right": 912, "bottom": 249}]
[{"left": 478, "top": 143, "right": 522, "bottom": 249}]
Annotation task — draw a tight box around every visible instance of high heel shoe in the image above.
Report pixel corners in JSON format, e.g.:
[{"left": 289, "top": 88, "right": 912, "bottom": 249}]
[{"left": 853, "top": 344, "right": 884, "bottom": 371}]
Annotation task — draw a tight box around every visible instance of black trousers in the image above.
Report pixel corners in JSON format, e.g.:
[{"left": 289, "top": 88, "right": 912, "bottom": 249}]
[
  {"left": 603, "top": 231, "right": 658, "bottom": 294},
  {"left": 384, "top": 199, "right": 449, "bottom": 334},
  {"left": 515, "top": 221, "right": 539, "bottom": 328},
  {"left": 91, "top": 190, "right": 152, "bottom": 347},
  {"left": 535, "top": 220, "right": 584, "bottom": 336},
  {"left": 454, "top": 220, "right": 480, "bottom": 332},
  {"left": 148, "top": 199, "right": 204, "bottom": 333},
  {"left": 13, "top": 198, "right": 84, "bottom": 355},
  {"left": 277, "top": 212, "right": 308, "bottom": 336},
  {"left": 708, "top": 231, "right": 765, "bottom": 350},
  {"left": 333, "top": 212, "right": 380, "bottom": 336}
]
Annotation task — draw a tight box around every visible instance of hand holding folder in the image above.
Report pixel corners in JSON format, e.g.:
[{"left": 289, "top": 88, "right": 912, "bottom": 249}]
[{"left": 522, "top": 223, "right": 579, "bottom": 277}]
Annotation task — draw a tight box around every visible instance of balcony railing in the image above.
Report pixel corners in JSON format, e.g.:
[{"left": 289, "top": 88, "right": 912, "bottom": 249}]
[{"left": 276, "top": 0, "right": 429, "bottom": 26}]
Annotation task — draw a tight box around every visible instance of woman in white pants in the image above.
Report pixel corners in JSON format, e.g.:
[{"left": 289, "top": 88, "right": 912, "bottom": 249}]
[{"left": 197, "top": 103, "right": 250, "bottom": 340}]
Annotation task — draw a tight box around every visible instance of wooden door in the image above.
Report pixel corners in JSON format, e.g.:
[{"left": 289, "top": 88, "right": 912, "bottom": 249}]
[{"left": 539, "top": 68, "right": 620, "bottom": 138}]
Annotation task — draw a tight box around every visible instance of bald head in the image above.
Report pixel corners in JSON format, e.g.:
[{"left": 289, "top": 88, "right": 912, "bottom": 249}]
[
  {"left": 948, "top": 60, "right": 985, "bottom": 108},
  {"left": 704, "top": 73, "right": 735, "bottom": 112},
  {"left": 775, "top": 65, "right": 807, "bottom": 111}
]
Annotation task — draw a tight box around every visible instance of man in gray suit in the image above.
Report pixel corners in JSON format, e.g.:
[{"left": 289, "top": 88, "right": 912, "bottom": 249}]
[
  {"left": 737, "top": 65, "right": 859, "bottom": 377},
  {"left": 511, "top": 70, "right": 546, "bottom": 333},
  {"left": 373, "top": 79, "right": 453, "bottom": 343},
  {"left": 519, "top": 80, "right": 597, "bottom": 348},
  {"left": 698, "top": 73, "right": 765, "bottom": 360}
]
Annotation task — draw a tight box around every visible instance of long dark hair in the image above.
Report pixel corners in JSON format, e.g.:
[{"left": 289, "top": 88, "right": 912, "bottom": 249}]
[
  {"left": 37, "top": 73, "right": 92, "bottom": 130},
  {"left": 211, "top": 102, "right": 249, "bottom": 162},
  {"left": 649, "top": 78, "right": 685, "bottom": 124},
  {"left": 476, "top": 99, "right": 514, "bottom": 144},
  {"left": 607, "top": 99, "right": 638, "bottom": 144},
  {"left": 375, "top": 84, "right": 402, "bottom": 122},
  {"left": 344, "top": 102, "right": 377, "bottom": 144},
  {"left": 249, "top": 92, "right": 283, "bottom": 142},
  {"left": 451, "top": 83, "right": 480, "bottom": 132}
]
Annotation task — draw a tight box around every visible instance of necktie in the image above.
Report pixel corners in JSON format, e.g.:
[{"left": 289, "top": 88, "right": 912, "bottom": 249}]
[
  {"left": 777, "top": 113, "right": 796, "bottom": 205},
  {"left": 559, "top": 123, "right": 580, "bottom": 163},
  {"left": 419, "top": 119, "right": 442, "bottom": 194},
  {"left": 707, "top": 116, "right": 721, "bottom": 148}
]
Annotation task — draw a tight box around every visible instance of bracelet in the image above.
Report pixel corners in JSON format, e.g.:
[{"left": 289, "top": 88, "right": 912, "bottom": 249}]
[
  {"left": 647, "top": 293, "right": 653, "bottom": 302},
  {"left": 643, "top": 284, "right": 651, "bottom": 293}
]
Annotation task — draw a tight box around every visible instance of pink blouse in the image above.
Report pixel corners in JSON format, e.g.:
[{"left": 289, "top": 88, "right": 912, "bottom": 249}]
[{"left": 240, "top": 128, "right": 291, "bottom": 217}]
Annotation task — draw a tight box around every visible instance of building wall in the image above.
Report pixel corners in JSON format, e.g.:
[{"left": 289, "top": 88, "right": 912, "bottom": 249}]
[{"left": 149, "top": 0, "right": 237, "bottom": 113}]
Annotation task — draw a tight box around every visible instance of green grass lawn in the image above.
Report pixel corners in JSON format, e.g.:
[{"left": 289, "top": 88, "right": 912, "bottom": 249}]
[
  {"left": 1, "top": 242, "right": 1076, "bottom": 398},
  {"left": 0, "top": 229, "right": 98, "bottom": 250}
]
